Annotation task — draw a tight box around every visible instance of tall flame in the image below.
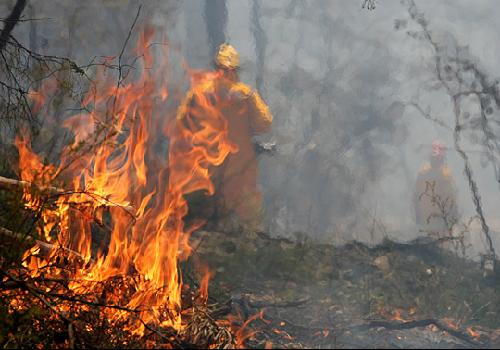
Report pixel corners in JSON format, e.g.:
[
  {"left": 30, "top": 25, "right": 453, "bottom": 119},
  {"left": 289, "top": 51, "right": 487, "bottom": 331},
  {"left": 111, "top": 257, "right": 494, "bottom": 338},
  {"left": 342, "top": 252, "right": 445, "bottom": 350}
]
[{"left": 15, "top": 28, "right": 235, "bottom": 334}]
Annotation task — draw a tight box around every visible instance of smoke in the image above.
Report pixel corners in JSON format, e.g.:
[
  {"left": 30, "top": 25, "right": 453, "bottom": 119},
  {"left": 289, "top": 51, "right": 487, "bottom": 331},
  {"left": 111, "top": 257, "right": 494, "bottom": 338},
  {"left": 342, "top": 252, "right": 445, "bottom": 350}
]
[
  {"left": 4, "top": 0, "right": 499, "bottom": 256},
  {"left": 203, "top": 0, "right": 228, "bottom": 60},
  {"left": 243, "top": 1, "right": 406, "bottom": 241}
]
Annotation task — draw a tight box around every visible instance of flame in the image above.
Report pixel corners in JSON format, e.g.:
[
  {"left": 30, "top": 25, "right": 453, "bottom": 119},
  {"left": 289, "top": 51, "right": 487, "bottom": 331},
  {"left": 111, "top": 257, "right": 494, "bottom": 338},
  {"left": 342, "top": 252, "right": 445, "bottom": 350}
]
[
  {"left": 198, "top": 266, "right": 214, "bottom": 304},
  {"left": 378, "top": 307, "right": 409, "bottom": 322},
  {"left": 12, "top": 28, "right": 235, "bottom": 335},
  {"left": 27, "top": 76, "right": 59, "bottom": 115},
  {"left": 392, "top": 309, "right": 405, "bottom": 322},
  {"left": 313, "top": 329, "right": 330, "bottom": 338},
  {"left": 274, "top": 328, "right": 295, "bottom": 341},
  {"left": 466, "top": 326, "right": 481, "bottom": 339},
  {"left": 443, "top": 318, "right": 459, "bottom": 330},
  {"left": 218, "top": 310, "right": 266, "bottom": 349}
]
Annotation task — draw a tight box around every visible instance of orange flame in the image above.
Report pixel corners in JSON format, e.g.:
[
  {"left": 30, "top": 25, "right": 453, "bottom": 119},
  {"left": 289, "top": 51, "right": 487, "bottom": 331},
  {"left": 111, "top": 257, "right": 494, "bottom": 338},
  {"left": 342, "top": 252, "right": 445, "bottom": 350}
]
[
  {"left": 198, "top": 266, "right": 214, "bottom": 304},
  {"left": 392, "top": 309, "right": 405, "bottom": 322},
  {"left": 378, "top": 307, "right": 409, "bottom": 322},
  {"left": 27, "top": 77, "right": 59, "bottom": 115},
  {"left": 466, "top": 326, "right": 481, "bottom": 339},
  {"left": 218, "top": 310, "right": 266, "bottom": 349},
  {"left": 443, "top": 318, "right": 459, "bottom": 330},
  {"left": 14, "top": 28, "right": 235, "bottom": 335}
]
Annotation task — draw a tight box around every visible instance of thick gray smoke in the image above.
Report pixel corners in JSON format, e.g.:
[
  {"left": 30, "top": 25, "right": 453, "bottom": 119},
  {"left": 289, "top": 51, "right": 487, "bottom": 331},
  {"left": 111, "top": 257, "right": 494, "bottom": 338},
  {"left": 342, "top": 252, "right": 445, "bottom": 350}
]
[{"left": 3, "top": 0, "right": 499, "bottom": 258}]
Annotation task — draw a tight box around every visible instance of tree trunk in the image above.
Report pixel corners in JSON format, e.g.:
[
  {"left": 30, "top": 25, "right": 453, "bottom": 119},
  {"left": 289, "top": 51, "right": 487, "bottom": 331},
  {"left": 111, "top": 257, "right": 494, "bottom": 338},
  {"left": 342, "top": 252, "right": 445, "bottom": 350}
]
[
  {"left": 251, "top": 0, "right": 267, "bottom": 95},
  {"left": 0, "top": 0, "right": 28, "bottom": 52},
  {"left": 204, "top": 0, "right": 227, "bottom": 61}
]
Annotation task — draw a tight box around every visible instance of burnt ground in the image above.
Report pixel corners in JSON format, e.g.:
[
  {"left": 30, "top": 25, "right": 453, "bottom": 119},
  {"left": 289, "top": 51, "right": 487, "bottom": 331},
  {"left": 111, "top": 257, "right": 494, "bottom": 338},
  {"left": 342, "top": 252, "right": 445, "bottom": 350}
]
[{"left": 192, "top": 230, "right": 500, "bottom": 349}]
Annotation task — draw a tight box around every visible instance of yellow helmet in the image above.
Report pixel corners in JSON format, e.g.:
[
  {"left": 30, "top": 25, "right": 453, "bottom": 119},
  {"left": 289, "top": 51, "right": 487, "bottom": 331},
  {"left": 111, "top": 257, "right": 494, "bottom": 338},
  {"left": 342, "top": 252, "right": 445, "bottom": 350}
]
[{"left": 215, "top": 43, "right": 240, "bottom": 70}]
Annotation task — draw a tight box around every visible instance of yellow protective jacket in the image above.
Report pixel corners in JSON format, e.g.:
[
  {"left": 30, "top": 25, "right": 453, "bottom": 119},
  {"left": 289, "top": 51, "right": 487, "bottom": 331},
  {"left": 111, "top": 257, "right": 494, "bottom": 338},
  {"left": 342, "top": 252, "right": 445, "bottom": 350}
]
[{"left": 176, "top": 72, "right": 273, "bottom": 225}]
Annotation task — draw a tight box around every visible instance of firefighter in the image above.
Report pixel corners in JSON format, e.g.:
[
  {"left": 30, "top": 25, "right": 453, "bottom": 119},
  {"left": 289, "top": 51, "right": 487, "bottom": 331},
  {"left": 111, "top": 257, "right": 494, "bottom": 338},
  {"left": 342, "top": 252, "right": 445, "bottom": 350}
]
[
  {"left": 414, "top": 140, "right": 460, "bottom": 236},
  {"left": 177, "top": 43, "right": 273, "bottom": 229}
]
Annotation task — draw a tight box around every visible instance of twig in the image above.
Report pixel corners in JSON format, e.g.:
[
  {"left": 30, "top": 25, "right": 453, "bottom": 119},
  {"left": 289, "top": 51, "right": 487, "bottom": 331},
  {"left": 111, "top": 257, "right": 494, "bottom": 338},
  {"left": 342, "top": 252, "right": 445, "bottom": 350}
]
[
  {"left": 0, "top": 174, "right": 61, "bottom": 194},
  {"left": 0, "top": 269, "right": 74, "bottom": 325},
  {"left": 0, "top": 175, "right": 136, "bottom": 217},
  {"left": 117, "top": 4, "right": 142, "bottom": 87},
  {"left": 470, "top": 301, "right": 492, "bottom": 320},
  {"left": 1, "top": 267, "right": 186, "bottom": 347},
  {"left": 406, "top": 0, "right": 497, "bottom": 262},
  {"left": 0, "top": 225, "right": 93, "bottom": 262},
  {"left": 407, "top": 102, "right": 452, "bottom": 130}
]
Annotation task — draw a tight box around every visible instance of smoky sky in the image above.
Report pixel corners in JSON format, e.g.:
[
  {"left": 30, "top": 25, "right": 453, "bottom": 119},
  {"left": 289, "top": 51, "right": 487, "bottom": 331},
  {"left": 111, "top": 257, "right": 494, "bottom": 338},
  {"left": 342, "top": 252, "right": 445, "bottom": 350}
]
[{"left": 3, "top": 0, "right": 499, "bottom": 256}]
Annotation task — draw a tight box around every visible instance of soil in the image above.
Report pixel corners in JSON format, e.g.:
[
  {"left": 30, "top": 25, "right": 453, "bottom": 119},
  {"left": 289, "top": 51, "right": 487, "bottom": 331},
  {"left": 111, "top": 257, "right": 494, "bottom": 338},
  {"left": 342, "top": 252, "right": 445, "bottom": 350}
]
[{"left": 192, "top": 230, "right": 500, "bottom": 348}]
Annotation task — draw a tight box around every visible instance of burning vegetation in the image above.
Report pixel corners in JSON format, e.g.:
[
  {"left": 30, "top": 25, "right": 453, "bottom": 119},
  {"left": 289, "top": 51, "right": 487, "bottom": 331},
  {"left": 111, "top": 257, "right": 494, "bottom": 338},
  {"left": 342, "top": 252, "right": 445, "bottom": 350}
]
[
  {"left": 0, "top": 1, "right": 499, "bottom": 349},
  {"left": 1, "top": 29, "right": 200, "bottom": 346},
  {"left": 0, "top": 25, "right": 263, "bottom": 348}
]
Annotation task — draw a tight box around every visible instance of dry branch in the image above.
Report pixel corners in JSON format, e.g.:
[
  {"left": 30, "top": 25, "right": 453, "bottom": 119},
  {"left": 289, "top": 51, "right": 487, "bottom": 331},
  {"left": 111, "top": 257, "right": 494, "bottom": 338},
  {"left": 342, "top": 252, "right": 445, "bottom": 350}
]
[
  {"left": 0, "top": 225, "right": 92, "bottom": 262},
  {"left": 0, "top": 175, "right": 61, "bottom": 194},
  {"left": 0, "top": 175, "right": 136, "bottom": 216},
  {"left": 405, "top": 0, "right": 497, "bottom": 264}
]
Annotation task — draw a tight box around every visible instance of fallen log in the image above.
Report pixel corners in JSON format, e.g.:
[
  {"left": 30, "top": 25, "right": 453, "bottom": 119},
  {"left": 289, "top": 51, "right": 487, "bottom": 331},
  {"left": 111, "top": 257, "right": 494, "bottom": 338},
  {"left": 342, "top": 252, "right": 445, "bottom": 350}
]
[{"left": 0, "top": 175, "right": 61, "bottom": 194}]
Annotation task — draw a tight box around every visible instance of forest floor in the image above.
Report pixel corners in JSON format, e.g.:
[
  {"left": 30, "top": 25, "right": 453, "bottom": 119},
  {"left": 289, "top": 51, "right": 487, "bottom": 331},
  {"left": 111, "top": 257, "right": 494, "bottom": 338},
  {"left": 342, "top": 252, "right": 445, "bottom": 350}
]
[
  {"left": 193, "top": 229, "right": 500, "bottom": 348},
  {"left": 1, "top": 182, "right": 499, "bottom": 348}
]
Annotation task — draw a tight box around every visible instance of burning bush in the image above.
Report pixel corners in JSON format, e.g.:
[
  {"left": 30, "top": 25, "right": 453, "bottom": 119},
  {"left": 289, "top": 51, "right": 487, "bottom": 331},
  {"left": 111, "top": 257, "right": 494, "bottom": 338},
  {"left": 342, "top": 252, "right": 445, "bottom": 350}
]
[{"left": 0, "top": 27, "right": 242, "bottom": 348}]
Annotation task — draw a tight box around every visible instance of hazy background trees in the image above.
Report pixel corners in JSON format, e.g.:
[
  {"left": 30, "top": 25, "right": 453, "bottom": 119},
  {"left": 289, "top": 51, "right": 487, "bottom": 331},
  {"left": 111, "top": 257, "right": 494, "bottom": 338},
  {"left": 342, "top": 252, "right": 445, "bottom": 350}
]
[{"left": 1, "top": 0, "right": 499, "bottom": 258}]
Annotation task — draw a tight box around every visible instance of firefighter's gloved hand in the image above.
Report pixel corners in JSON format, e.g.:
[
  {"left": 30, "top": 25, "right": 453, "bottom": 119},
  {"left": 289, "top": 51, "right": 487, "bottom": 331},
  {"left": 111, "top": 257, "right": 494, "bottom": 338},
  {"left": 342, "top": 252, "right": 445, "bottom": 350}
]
[{"left": 254, "top": 141, "right": 277, "bottom": 156}]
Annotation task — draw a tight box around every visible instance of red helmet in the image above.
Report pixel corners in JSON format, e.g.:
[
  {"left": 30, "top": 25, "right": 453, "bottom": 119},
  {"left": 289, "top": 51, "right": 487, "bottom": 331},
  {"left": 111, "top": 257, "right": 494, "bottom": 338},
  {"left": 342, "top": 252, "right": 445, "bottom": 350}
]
[{"left": 432, "top": 140, "right": 446, "bottom": 157}]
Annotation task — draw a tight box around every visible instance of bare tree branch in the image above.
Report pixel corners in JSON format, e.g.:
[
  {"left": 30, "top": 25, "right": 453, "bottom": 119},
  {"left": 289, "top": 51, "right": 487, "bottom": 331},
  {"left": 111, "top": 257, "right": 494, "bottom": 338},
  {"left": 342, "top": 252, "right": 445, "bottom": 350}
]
[{"left": 405, "top": 0, "right": 497, "bottom": 262}]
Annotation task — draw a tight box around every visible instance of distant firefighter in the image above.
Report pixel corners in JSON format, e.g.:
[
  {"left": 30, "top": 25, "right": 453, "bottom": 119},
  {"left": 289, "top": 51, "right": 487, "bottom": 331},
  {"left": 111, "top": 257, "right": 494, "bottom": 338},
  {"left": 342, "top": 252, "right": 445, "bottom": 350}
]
[
  {"left": 414, "top": 140, "right": 460, "bottom": 235},
  {"left": 177, "top": 43, "right": 273, "bottom": 229}
]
